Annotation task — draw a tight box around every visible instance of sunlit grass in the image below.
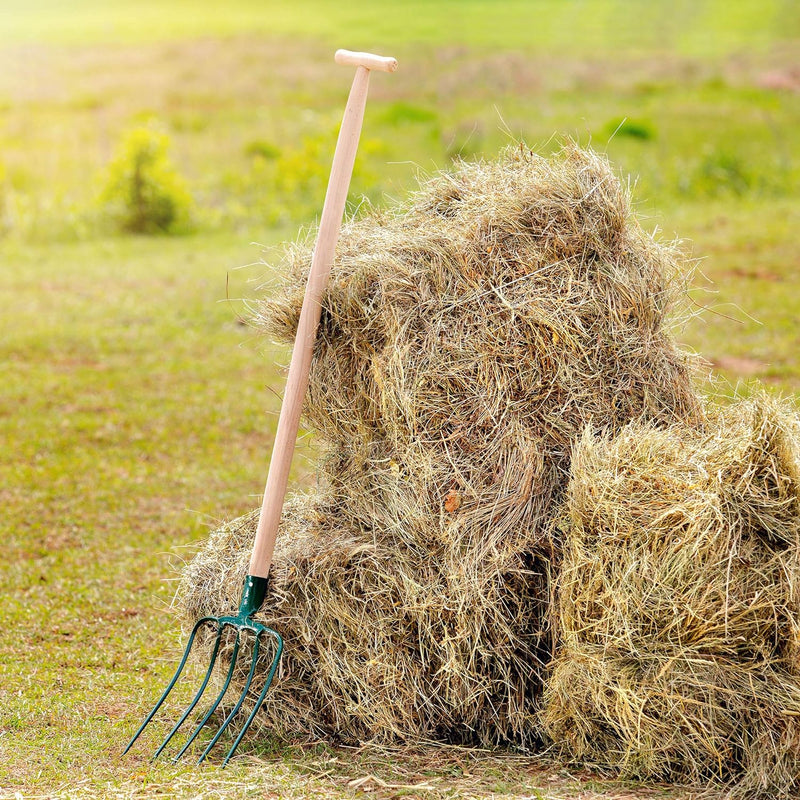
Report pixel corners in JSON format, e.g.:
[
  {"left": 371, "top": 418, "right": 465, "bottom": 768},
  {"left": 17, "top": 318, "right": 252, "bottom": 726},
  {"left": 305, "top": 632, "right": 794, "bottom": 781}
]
[
  {"left": 3, "top": 205, "right": 796, "bottom": 799},
  {"left": 0, "top": 0, "right": 798, "bottom": 56},
  {"left": 1, "top": 2, "right": 799, "bottom": 797},
  {"left": 0, "top": 6, "right": 796, "bottom": 241}
]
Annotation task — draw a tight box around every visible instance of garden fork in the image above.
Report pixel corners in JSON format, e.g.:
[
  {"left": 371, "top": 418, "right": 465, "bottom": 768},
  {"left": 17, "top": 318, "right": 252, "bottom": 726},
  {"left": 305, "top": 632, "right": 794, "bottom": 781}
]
[{"left": 123, "top": 48, "right": 397, "bottom": 767}]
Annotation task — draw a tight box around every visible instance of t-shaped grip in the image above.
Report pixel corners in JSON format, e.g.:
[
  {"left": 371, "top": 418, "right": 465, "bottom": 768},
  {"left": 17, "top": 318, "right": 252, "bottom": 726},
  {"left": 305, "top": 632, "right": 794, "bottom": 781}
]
[{"left": 335, "top": 49, "right": 398, "bottom": 73}]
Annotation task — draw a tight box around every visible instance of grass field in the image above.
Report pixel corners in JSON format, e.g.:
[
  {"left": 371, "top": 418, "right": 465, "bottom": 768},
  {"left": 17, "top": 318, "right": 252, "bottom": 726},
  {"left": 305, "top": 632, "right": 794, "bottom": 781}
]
[{"left": 1, "top": 1, "right": 799, "bottom": 798}]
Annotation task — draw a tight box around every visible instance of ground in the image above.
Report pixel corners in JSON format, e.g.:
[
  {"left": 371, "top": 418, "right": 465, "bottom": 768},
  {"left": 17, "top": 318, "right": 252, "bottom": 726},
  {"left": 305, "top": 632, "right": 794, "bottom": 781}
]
[{"left": 1, "top": 1, "right": 799, "bottom": 798}]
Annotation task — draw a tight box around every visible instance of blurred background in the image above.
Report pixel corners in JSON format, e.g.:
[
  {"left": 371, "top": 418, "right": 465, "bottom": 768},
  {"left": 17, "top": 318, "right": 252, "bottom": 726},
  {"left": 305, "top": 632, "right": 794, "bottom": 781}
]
[
  {"left": 2, "top": 1, "right": 799, "bottom": 795},
  {"left": 0, "top": 1, "right": 797, "bottom": 239}
]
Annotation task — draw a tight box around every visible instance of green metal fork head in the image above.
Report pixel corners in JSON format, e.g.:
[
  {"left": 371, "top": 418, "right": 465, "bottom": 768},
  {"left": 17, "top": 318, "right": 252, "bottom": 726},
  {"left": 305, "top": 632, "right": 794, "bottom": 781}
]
[{"left": 123, "top": 574, "right": 283, "bottom": 767}]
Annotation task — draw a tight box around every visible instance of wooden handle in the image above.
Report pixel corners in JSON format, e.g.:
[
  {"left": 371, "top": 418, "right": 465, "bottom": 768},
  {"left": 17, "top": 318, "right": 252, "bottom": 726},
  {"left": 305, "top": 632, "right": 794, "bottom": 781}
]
[
  {"left": 335, "top": 49, "right": 398, "bottom": 73},
  {"left": 248, "top": 54, "right": 395, "bottom": 577}
]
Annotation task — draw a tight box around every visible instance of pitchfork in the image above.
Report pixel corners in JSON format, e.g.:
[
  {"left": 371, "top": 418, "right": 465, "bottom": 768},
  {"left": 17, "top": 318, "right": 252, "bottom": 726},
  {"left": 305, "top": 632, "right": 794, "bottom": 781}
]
[{"left": 123, "top": 49, "right": 398, "bottom": 767}]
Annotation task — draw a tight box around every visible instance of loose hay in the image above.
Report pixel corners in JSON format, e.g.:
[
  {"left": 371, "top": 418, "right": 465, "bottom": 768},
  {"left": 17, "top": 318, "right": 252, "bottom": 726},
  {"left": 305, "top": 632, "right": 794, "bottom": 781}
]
[
  {"left": 181, "top": 497, "right": 551, "bottom": 744},
  {"left": 542, "top": 392, "right": 800, "bottom": 797},
  {"left": 258, "top": 142, "right": 699, "bottom": 557},
  {"left": 179, "top": 143, "right": 701, "bottom": 747}
]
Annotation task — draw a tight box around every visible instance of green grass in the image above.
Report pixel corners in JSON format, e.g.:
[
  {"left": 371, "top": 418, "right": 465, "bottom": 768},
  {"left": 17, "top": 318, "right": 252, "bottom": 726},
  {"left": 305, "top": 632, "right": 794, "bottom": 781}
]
[
  {"left": 1, "top": 1, "right": 799, "bottom": 797},
  {"left": 0, "top": 0, "right": 798, "bottom": 55},
  {"left": 0, "top": 2, "right": 797, "bottom": 240}
]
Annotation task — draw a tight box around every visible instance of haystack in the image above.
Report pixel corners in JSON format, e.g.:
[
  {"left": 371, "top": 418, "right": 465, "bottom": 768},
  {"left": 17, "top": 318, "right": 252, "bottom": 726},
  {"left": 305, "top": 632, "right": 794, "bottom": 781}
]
[
  {"left": 180, "top": 143, "right": 700, "bottom": 746},
  {"left": 542, "top": 392, "right": 800, "bottom": 797}
]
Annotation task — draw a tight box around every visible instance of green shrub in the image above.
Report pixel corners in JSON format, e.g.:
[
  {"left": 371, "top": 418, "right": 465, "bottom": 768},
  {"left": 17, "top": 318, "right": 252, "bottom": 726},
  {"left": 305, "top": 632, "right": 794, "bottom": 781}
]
[
  {"left": 100, "top": 124, "right": 194, "bottom": 234},
  {"left": 214, "top": 127, "right": 380, "bottom": 229},
  {"left": 603, "top": 116, "right": 657, "bottom": 141},
  {"left": 273, "top": 133, "right": 330, "bottom": 202},
  {"left": 243, "top": 139, "right": 281, "bottom": 160}
]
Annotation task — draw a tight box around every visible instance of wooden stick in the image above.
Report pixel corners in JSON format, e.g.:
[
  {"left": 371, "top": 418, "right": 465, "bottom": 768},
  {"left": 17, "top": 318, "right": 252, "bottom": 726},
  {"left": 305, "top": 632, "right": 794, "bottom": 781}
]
[{"left": 248, "top": 52, "right": 396, "bottom": 578}]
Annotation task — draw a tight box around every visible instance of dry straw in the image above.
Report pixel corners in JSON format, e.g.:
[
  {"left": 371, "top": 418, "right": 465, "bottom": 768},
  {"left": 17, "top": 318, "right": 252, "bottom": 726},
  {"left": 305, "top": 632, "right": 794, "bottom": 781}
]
[
  {"left": 542, "top": 392, "right": 800, "bottom": 797},
  {"left": 180, "top": 142, "right": 701, "bottom": 747}
]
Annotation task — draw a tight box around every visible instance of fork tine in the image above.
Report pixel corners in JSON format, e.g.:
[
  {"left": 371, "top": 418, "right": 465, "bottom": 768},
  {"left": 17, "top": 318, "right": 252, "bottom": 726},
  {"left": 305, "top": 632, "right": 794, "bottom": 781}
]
[
  {"left": 171, "top": 627, "right": 242, "bottom": 762},
  {"left": 197, "top": 630, "right": 261, "bottom": 764},
  {"left": 152, "top": 621, "right": 224, "bottom": 760},
  {"left": 123, "top": 616, "right": 214, "bottom": 755},
  {"left": 220, "top": 627, "right": 284, "bottom": 767}
]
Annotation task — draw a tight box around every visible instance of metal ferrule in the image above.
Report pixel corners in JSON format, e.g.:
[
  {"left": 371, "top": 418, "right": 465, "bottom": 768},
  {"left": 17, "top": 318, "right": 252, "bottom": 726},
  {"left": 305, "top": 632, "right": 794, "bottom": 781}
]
[{"left": 238, "top": 574, "right": 269, "bottom": 617}]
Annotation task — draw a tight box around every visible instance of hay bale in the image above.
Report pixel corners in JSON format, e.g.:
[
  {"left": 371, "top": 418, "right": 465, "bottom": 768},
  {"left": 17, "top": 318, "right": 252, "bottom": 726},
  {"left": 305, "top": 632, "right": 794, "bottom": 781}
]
[
  {"left": 182, "top": 495, "right": 551, "bottom": 743},
  {"left": 257, "top": 143, "right": 699, "bottom": 555},
  {"left": 542, "top": 393, "right": 800, "bottom": 796},
  {"left": 180, "top": 143, "right": 700, "bottom": 746}
]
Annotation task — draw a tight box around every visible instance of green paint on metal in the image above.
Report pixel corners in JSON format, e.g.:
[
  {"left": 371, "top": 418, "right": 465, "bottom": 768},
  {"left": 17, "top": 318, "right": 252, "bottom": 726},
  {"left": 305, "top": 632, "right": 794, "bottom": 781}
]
[{"left": 123, "top": 574, "right": 283, "bottom": 766}]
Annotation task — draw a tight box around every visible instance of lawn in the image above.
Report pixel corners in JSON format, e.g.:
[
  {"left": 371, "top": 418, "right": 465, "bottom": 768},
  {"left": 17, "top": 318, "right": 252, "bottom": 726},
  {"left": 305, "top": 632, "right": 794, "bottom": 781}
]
[{"left": 1, "top": 1, "right": 799, "bottom": 798}]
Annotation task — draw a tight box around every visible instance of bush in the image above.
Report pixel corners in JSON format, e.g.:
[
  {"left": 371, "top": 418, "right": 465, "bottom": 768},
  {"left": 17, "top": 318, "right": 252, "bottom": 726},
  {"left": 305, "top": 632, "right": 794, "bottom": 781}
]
[
  {"left": 243, "top": 139, "right": 281, "bottom": 160},
  {"left": 603, "top": 116, "right": 657, "bottom": 141},
  {"left": 100, "top": 124, "right": 194, "bottom": 234}
]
